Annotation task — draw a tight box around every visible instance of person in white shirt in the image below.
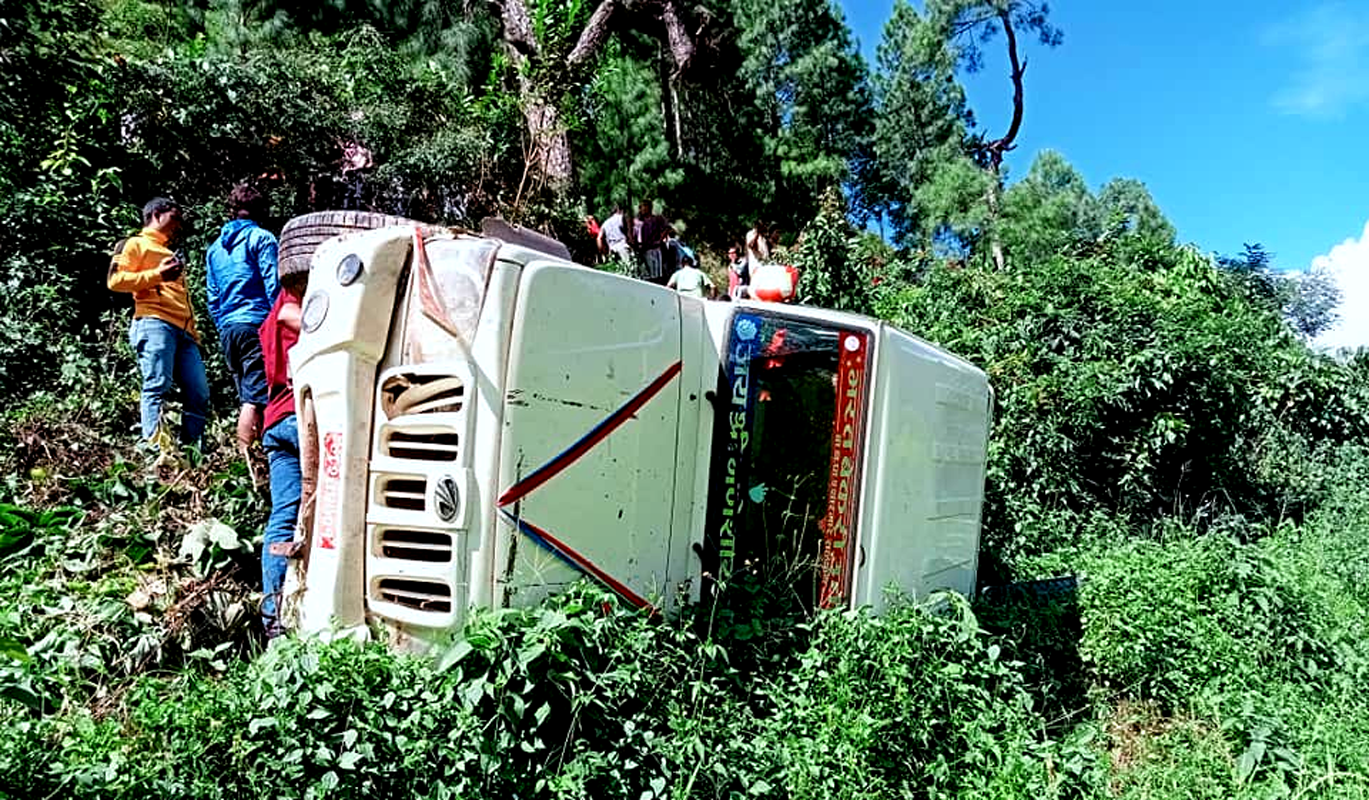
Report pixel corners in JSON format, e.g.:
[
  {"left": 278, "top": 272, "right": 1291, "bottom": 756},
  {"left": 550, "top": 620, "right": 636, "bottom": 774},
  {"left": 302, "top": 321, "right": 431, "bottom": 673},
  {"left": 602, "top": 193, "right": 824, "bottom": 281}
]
[
  {"left": 597, "top": 203, "right": 632, "bottom": 266},
  {"left": 667, "top": 256, "right": 716, "bottom": 298}
]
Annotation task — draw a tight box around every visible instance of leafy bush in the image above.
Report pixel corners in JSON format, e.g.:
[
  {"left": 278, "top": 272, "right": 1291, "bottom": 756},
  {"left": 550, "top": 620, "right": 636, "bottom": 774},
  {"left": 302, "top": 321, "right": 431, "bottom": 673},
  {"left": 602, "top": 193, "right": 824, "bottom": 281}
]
[
  {"left": 760, "top": 593, "right": 1099, "bottom": 799},
  {"left": 0, "top": 2, "right": 525, "bottom": 408},
  {"left": 1078, "top": 532, "right": 1350, "bottom": 707},
  {"left": 1075, "top": 453, "right": 1369, "bottom": 796},
  {"left": 880, "top": 237, "right": 1369, "bottom": 576},
  {"left": 0, "top": 583, "right": 1111, "bottom": 799}
]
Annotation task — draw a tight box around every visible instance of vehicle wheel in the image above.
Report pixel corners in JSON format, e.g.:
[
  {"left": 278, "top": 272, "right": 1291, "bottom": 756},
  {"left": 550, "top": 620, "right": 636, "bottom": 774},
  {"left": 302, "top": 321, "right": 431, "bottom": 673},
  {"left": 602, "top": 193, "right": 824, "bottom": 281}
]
[{"left": 278, "top": 210, "right": 446, "bottom": 277}]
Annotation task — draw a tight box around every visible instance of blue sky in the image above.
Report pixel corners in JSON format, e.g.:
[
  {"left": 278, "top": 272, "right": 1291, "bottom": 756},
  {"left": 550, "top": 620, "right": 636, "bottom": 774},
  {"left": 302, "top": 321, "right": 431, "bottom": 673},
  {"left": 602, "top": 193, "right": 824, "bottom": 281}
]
[{"left": 839, "top": 0, "right": 1369, "bottom": 347}]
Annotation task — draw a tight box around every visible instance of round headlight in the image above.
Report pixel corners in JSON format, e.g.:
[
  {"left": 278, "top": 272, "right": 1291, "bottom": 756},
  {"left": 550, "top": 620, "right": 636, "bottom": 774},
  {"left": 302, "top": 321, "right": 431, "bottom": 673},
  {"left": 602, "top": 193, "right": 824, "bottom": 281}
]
[
  {"left": 301, "top": 291, "right": 329, "bottom": 333},
  {"left": 337, "top": 253, "right": 364, "bottom": 286}
]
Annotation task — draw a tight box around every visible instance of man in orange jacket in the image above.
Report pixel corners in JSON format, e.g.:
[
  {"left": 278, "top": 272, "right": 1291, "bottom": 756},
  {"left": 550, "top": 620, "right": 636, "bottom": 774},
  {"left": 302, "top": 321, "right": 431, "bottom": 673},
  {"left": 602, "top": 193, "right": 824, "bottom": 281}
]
[{"left": 108, "top": 197, "right": 210, "bottom": 450}]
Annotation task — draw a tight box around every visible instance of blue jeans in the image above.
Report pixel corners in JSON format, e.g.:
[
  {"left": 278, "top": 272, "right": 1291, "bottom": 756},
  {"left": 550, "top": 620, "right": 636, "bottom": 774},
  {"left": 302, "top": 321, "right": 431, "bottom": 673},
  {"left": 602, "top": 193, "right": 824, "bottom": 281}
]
[
  {"left": 262, "top": 414, "right": 301, "bottom": 636},
  {"left": 129, "top": 317, "right": 209, "bottom": 445}
]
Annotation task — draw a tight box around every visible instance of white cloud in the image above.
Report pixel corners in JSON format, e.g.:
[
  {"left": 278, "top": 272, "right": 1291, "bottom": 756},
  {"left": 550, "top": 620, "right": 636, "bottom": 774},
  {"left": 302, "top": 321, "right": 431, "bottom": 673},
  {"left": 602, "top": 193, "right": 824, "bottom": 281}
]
[
  {"left": 1263, "top": 3, "right": 1369, "bottom": 118},
  {"left": 1312, "top": 221, "right": 1369, "bottom": 352}
]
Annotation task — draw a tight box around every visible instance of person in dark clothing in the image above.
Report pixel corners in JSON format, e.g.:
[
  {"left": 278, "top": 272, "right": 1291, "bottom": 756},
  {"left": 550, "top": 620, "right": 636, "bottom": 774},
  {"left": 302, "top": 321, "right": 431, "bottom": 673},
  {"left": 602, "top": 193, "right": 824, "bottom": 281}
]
[
  {"left": 637, "top": 200, "right": 669, "bottom": 285},
  {"left": 727, "top": 245, "right": 749, "bottom": 297}
]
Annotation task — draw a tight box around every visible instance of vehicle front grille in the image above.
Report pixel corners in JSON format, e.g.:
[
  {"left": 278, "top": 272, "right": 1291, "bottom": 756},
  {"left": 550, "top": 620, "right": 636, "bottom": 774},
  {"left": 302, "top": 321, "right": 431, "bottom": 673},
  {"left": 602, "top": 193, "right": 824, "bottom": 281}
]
[
  {"left": 375, "top": 577, "right": 452, "bottom": 613},
  {"left": 385, "top": 430, "right": 460, "bottom": 461},
  {"left": 377, "top": 528, "right": 452, "bottom": 563},
  {"left": 378, "top": 476, "right": 426, "bottom": 511},
  {"left": 381, "top": 374, "right": 464, "bottom": 417}
]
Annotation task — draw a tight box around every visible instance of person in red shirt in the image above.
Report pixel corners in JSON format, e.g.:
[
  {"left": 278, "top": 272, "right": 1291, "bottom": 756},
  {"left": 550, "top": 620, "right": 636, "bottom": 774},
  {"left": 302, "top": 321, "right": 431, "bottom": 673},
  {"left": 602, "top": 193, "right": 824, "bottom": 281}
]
[{"left": 257, "top": 271, "right": 305, "bottom": 638}]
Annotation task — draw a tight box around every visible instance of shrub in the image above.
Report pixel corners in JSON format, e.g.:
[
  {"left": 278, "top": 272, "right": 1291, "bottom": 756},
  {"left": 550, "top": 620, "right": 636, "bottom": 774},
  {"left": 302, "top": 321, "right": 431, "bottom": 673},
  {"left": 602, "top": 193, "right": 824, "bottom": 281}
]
[
  {"left": 760, "top": 592, "right": 1099, "bottom": 799},
  {"left": 1079, "top": 531, "right": 1351, "bottom": 709},
  {"left": 882, "top": 238, "right": 1369, "bottom": 576}
]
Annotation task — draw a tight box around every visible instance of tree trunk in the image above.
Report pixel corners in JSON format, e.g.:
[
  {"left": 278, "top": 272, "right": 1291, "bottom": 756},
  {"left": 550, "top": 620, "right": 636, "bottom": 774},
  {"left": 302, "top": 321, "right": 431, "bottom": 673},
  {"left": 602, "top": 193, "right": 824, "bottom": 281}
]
[
  {"left": 567, "top": 0, "right": 619, "bottom": 71},
  {"left": 658, "top": 53, "right": 682, "bottom": 159},
  {"left": 984, "top": 9, "right": 1026, "bottom": 270},
  {"left": 987, "top": 167, "right": 1005, "bottom": 271},
  {"left": 523, "top": 92, "right": 574, "bottom": 191},
  {"left": 660, "top": 0, "right": 695, "bottom": 74},
  {"left": 493, "top": 0, "right": 701, "bottom": 194},
  {"left": 498, "top": 0, "right": 539, "bottom": 58}
]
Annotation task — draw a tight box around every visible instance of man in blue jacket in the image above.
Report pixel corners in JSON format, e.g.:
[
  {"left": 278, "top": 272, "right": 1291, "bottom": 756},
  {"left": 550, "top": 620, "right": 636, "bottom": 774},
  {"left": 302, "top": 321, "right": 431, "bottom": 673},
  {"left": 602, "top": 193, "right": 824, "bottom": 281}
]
[{"left": 206, "top": 185, "right": 280, "bottom": 460}]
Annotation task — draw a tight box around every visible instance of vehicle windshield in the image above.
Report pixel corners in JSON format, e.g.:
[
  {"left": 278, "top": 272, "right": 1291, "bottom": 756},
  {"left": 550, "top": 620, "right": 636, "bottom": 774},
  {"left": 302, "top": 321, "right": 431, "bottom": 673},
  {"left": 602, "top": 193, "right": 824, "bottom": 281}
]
[{"left": 705, "top": 311, "right": 871, "bottom": 608}]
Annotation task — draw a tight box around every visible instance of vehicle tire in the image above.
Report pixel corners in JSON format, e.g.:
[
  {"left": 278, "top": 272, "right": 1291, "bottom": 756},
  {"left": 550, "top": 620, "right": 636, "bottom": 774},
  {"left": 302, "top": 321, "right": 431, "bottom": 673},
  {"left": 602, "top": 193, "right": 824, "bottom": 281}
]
[{"left": 278, "top": 210, "right": 445, "bottom": 277}]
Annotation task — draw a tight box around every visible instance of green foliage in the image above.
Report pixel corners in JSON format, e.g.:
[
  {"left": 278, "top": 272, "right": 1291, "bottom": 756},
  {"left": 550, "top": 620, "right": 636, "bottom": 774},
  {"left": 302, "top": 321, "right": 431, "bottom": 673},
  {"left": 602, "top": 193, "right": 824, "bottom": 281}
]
[
  {"left": 793, "top": 187, "right": 871, "bottom": 312},
  {"left": 1097, "top": 177, "right": 1175, "bottom": 244},
  {"left": 923, "top": 0, "right": 1063, "bottom": 76},
  {"left": 1001, "top": 150, "right": 1102, "bottom": 259},
  {"left": 736, "top": 0, "right": 874, "bottom": 201},
  {"left": 998, "top": 152, "right": 1178, "bottom": 266},
  {"left": 870, "top": 0, "right": 976, "bottom": 242},
  {"left": 0, "top": 412, "right": 266, "bottom": 727},
  {"left": 1078, "top": 461, "right": 1369, "bottom": 797},
  {"left": 0, "top": 0, "right": 131, "bottom": 400},
  {"left": 574, "top": 49, "right": 682, "bottom": 216},
  {"left": 0, "top": 0, "right": 522, "bottom": 406},
  {"left": 7, "top": 5, "right": 1369, "bottom": 799},
  {"left": 870, "top": 0, "right": 1064, "bottom": 249},
  {"left": 884, "top": 236, "right": 1369, "bottom": 575},
  {"left": 0, "top": 584, "right": 1109, "bottom": 799},
  {"left": 1081, "top": 533, "right": 1345, "bottom": 705},
  {"left": 764, "top": 593, "right": 1098, "bottom": 799},
  {"left": 1219, "top": 244, "right": 1342, "bottom": 340},
  {"left": 116, "top": 26, "right": 515, "bottom": 220}
]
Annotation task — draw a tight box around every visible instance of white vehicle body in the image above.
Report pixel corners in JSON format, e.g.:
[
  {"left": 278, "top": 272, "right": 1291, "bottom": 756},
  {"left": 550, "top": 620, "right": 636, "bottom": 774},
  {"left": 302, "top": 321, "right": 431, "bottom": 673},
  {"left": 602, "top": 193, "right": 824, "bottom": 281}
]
[{"left": 282, "top": 225, "right": 991, "bottom": 648}]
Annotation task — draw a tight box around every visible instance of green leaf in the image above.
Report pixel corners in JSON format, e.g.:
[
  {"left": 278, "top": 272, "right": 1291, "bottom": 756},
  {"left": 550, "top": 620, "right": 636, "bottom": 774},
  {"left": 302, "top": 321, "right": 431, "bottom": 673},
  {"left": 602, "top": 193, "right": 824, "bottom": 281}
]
[
  {"left": 0, "top": 637, "right": 29, "bottom": 663},
  {"left": 462, "top": 680, "right": 484, "bottom": 708},
  {"left": 436, "top": 639, "right": 473, "bottom": 673},
  {"left": 0, "top": 682, "right": 45, "bottom": 711}
]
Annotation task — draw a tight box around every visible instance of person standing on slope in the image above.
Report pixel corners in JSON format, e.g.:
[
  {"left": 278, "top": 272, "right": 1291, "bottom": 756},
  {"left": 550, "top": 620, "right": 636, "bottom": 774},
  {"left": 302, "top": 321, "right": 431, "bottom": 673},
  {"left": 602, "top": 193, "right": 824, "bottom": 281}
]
[
  {"left": 598, "top": 202, "right": 633, "bottom": 268},
  {"left": 205, "top": 185, "right": 280, "bottom": 464},
  {"left": 637, "top": 200, "right": 669, "bottom": 285},
  {"left": 667, "top": 254, "right": 715, "bottom": 298},
  {"left": 108, "top": 197, "right": 209, "bottom": 460},
  {"left": 257, "top": 267, "right": 306, "bottom": 638}
]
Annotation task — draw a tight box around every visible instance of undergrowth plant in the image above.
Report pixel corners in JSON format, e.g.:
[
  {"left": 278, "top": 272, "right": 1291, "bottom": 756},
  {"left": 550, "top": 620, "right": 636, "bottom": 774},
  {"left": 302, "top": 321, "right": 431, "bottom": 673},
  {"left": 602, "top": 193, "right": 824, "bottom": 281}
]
[{"left": 0, "top": 579, "right": 1112, "bottom": 799}]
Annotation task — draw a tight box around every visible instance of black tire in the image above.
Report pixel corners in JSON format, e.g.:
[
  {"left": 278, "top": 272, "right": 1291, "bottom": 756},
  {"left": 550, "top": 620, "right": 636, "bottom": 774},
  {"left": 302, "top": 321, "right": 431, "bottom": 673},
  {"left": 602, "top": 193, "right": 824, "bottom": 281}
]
[{"left": 278, "top": 210, "right": 446, "bottom": 277}]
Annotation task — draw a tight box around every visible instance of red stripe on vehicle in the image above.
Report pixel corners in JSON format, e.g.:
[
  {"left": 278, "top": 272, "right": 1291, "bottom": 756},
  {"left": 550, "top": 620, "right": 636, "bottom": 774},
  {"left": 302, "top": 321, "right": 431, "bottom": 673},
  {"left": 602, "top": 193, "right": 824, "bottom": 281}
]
[
  {"left": 817, "top": 332, "right": 869, "bottom": 609},
  {"left": 497, "top": 360, "right": 683, "bottom": 508},
  {"left": 499, "top": 510, "right": 655, "bottom": 612}
]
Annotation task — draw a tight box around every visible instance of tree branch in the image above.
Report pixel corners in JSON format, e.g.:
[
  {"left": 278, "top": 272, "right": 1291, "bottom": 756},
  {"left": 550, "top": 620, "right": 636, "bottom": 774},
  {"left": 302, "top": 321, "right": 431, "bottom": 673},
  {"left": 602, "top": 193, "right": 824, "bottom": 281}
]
[
  {"left": 566, "top": 0, "right": 619, "bottom": 72},
  {"left": 950, "top": 11, "right": 1001, "bottom": 39},
  {"left": 495, "top": 0, "right": 539, "bottom": 61},
  {"left": 660, "top": 0, "right": 696, "bottom": 76},
  {"left": 986, "top": 7, "right": 1025, "bottom": 168}
]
